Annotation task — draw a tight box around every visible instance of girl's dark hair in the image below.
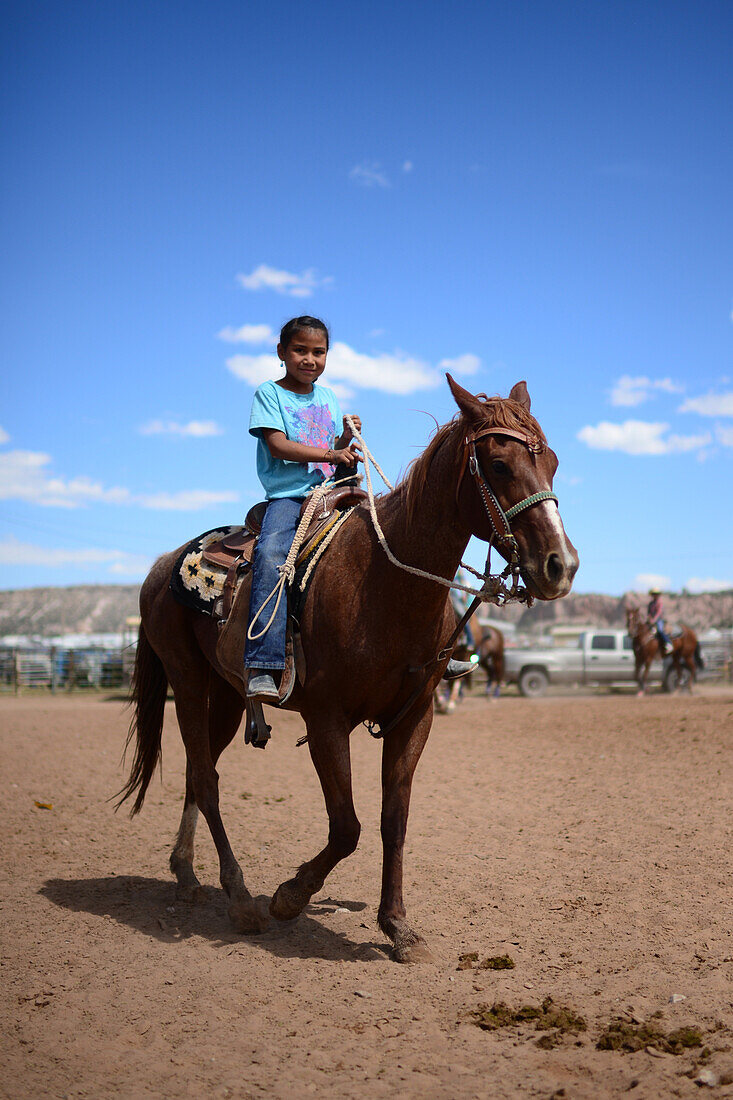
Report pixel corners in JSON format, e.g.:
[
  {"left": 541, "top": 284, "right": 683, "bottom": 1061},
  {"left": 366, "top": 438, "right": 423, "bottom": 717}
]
[{"left": 279, "top": 316, "right": 330, "bottom": 350}]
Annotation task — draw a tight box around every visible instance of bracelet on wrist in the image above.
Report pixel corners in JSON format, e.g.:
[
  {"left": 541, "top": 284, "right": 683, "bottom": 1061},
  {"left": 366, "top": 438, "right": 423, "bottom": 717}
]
[{"left": 324, "top": 448, "right": 335, "bottom": 463}]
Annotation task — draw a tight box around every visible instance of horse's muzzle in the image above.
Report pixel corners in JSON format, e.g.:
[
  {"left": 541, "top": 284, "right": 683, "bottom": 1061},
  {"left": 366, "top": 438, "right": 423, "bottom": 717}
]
[{"left": 517, "top": 504, "right": 579, "bottom": 601}]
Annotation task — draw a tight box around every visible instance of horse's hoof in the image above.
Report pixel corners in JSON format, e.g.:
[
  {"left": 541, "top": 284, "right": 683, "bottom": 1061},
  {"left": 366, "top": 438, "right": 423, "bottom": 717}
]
[
  {"left": 270, "top": 880, "right": 307, "bottom": 922},
  {"left": 228, "top": 893, "right": 270, "bottom": 935},
  {"left": 175, "top": 882, "right": 206, "bottom": 904},
  {"left": 388, "top": 922, "right": 433, "bottom": 964},
  {"left": 393, "top": 934, "right": 433, "bottom": 964}
]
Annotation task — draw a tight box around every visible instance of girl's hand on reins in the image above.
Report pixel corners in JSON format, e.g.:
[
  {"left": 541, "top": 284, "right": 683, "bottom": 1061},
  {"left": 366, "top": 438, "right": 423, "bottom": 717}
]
[
  {"left": 332, "top": 443, "right": 361, "bottom": 467},
  {"left": 342, "top": 414, "right": 362, "bottom": 440}
]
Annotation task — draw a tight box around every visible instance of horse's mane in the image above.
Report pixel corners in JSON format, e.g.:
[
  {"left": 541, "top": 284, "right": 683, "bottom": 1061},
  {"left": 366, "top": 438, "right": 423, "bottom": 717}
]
[{"left": 401, "top": 394, "right": 547, "bottom": 522}]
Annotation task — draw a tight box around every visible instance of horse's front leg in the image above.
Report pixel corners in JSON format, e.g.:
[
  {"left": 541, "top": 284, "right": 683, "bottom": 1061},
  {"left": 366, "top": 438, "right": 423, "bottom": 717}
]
[
  {"left": 270, "top": 716, "right": 359, "bottom": 921},
  {"left": 378, "top": 700, "right": 433, "bottom": 963},
  {"left": 636, "top": 659, "right": 647, "bottom": 696}
]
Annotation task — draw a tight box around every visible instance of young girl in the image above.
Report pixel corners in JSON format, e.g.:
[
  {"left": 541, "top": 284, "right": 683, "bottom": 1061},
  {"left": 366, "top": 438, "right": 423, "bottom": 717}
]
[{"left": 245, "top": 316, "right": 362, "bottom": 700}]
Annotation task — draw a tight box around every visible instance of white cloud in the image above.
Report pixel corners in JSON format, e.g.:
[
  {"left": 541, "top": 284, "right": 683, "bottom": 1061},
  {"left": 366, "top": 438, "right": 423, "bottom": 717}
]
[
  {"left": 577, "top": 420, "right": 712, "bottom": 455},
  {"left": 0, "top": 449, "right": 238, "bottom": 510},
  {"left": 139, "top": 419, "right": 224, "bottom": 438},
  {"left": 609, "top": 375, "right": 683, "bottom": 407},
  {"left": 327, "top": 342, "right": 439, "bottom": 394},
  {"left": 402, "top": 160, "right": 413, "bottom": 173},
  {"left": 716, "top": 424, "right": 733, "bottom": 447},
  {"left": 236, "top": 265, "right": 331, "bottom": 298},
  {"left": 349, "top": 162, "right": 390, "bottom": 188},
  {"left": 684, "top": 576, "right": 733, "bottom": 594},
  {"left": 0, "top": 427, "right": 9, "bottom": 444},
  {"left": 679, "top": 391, "right": 733, "bottom": 417},
  {"left": 0, "top": 450, "right": 131, "bottom": 508},
  {"left": 217, "top": 324, "right": 277, "bottom": 345},
  {"left": 137, "top": 489, "right": 239, "bottom": 511},
  {"left": 635, "top": 573, "right": 671, "bottom": 591},
  {"left": 0, "top": 535, "right": 150, "bottom": 576},
  {"left": 226, "top": 353, "right": 282, "bottom": 388},
  {"left": 226, "top": 342, "right": 449, "bottom": 396},
  {"left": 439, "top": 354, "right": 481, "bottom": 376}
]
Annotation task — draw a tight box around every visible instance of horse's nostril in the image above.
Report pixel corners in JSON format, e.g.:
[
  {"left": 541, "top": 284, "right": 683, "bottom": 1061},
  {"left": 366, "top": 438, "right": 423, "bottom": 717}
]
[{"left": 545, "top": 552, "right": 564, "bottom": 584}]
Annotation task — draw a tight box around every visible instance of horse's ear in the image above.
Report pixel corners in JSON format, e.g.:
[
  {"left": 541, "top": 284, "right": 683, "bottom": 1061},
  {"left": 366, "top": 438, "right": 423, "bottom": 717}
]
[
  {"left": 509, "top": 381, "right": 531, "bottom": 411},
  {"left": 446, "top": 373, "right": 486, "bottom": 424}
]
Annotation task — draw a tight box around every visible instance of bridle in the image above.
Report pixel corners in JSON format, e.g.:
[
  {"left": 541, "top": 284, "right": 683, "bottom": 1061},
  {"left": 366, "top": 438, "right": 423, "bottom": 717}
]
[{"left": 457, "top": 424, "right": 559, "bottom": 605}]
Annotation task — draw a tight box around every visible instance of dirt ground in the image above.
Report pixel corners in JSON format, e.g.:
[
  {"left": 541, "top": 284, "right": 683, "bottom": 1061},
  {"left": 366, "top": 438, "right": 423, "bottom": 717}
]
[{"left": 1, "top": 685, "right": 732, "bottom": 1099}]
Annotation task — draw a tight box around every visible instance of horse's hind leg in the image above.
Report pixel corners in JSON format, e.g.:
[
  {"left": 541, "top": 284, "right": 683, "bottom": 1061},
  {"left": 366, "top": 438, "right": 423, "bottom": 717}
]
[
  {"left": 170, "top": 672, "right": 245, "bottom": 902},
  {"left": 171, "top": 760, "right": 203, "bottom": 901},
  {"left": 378, "top": 701, "right": 433, "bottom": 963},
  {"left": 171, "top": 666, "right": 268, "bottom": 934},
  {"left": 270, "top": 715, "right": 360, "bottom": 922}
]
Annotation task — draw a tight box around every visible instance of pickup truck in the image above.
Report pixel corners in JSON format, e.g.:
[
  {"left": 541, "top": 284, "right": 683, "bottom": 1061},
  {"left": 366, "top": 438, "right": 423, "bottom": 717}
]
[{"left": 503, "top": 629, "right": 671, "bottom": 697}]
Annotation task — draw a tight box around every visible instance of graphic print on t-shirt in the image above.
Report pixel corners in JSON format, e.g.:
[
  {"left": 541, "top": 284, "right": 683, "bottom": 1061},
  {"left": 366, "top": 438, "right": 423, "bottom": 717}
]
[{"left": 292, "top": 403, "right": 336, "bottom": 476}]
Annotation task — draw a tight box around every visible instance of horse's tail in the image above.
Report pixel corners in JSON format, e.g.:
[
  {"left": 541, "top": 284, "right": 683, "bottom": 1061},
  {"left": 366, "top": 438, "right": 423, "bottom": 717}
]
[
  {"left": 694, "top": 641, "right": 705, "bottom": 670},
  {"left": 115, "top": 625, "right": 168, "bottom": 816}
]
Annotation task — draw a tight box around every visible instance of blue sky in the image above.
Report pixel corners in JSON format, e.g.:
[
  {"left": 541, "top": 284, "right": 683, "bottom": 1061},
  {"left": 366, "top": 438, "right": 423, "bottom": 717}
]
[{"left": 1, "top": 0, "right": 731, "bottom": 597}]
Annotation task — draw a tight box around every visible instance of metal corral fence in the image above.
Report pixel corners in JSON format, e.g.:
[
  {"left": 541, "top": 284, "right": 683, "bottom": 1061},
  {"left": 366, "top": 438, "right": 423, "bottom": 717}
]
[
  {"left": 0, "top": 644, "right": 137, "bottom": 693},
  {"left": 0, "top": 636, "right": 730, "bottom": 694}
]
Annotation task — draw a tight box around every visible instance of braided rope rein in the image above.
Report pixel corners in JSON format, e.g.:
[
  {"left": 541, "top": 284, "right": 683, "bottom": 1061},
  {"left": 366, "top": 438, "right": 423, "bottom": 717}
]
[
  {"left": 246, "top": 478, "right": 335, "bottom": 642},
  {"left": 248, "top": 410, "right": 543, "bottom": 643},
  {"left": 342, "top": 415, "right": 519, "bottom": 605}
]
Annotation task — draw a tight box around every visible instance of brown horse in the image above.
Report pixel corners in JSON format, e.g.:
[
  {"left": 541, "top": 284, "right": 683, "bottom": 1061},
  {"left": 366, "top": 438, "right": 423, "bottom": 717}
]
[
  {"left": 477, "top": 624, "right": 505, "bottom": 699},
  {"left": 117, "top": 375, "right": 578, "bottom": 962},
  {"left": 626, "top": 606, "right": 703, "bottom": 695}
]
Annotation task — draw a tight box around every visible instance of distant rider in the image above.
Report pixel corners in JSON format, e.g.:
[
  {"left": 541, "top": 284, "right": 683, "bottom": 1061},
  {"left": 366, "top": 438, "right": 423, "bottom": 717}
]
[{"left": 647, "top": 587, "right": 671, "bottom": 656}]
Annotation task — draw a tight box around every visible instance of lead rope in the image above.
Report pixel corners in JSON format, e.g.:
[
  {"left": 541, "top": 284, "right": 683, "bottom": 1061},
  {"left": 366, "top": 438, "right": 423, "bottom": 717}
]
[
  {"left": 343, "top": 415, "right": 504, "bottom": 603},
  {"left": 246, "top": 478, "right": 336, "bottom": 642}
]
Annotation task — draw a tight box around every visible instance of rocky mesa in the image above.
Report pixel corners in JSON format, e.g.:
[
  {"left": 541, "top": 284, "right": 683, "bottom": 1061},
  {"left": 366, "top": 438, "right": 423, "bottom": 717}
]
[{"left": 0, "top": 584, "right": 731, "bottom": 638}]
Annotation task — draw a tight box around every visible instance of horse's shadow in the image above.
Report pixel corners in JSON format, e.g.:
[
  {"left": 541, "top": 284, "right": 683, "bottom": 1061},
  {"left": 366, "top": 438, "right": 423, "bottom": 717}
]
[{"left": 39, "top": 876, "right": 389, "bottom": 962}]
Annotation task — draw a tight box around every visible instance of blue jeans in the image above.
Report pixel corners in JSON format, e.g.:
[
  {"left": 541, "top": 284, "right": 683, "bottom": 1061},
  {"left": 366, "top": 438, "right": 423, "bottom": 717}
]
[
  {"left": 244, "top": 496, "right": 303, "bottom": 671},
  {"left": 655, "top": 618, "right": 671, "bottom": 649}
]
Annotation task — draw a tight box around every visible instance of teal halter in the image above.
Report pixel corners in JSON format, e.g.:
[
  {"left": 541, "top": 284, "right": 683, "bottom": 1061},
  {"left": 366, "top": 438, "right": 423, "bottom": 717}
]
[{"left": 463, "top": 427, "right": 559, "bottom": 603}]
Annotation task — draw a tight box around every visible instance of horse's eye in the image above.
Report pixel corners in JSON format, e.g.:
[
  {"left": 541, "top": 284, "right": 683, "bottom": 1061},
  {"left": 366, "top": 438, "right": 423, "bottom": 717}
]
[{"left": 492, "top": 459, "right": 510, "bottom": 476}]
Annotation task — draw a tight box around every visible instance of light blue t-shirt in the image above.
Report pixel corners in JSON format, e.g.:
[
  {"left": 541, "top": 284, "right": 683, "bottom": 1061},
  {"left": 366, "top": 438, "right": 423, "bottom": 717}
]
[{"left": 249, "top": 379, "right": 343, "bottom": 499}]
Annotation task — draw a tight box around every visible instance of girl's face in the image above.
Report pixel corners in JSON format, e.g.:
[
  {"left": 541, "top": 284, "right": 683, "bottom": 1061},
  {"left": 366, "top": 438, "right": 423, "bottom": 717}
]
[{"left": 277, "top": 328, "right": 328, "bottom": 393}]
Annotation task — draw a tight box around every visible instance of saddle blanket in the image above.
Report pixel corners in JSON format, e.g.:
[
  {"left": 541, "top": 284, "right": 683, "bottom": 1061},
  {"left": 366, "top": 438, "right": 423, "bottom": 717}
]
[{"left": 169, "top": 527, "right": 247, "bottom": 616}]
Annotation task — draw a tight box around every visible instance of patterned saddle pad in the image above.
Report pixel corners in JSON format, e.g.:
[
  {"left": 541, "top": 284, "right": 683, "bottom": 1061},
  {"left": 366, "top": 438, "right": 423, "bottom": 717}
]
[{"left": 169, "top": 527, "right": 248, "bottom": 616}]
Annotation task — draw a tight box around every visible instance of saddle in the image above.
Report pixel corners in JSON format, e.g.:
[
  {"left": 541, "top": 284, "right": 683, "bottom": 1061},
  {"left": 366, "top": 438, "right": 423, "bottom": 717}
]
[{"left": 201, "top": 480, "right": 367, "bottom": 621}]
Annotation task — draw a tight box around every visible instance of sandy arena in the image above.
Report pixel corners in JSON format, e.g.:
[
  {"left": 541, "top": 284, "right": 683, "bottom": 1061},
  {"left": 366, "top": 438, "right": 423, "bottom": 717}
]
[{"left": 1, "top": 686, "right": 732, "bottom": 1099}]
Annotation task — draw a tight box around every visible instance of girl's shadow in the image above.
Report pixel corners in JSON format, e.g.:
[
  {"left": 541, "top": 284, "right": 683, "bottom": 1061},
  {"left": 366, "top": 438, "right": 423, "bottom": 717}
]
[{"left": 40, "top": 875, "right": 388, "bottom": 962}]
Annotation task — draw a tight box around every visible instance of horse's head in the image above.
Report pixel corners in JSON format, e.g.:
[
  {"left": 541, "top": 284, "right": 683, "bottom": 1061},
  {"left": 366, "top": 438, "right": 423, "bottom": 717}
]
[
  {"left": 625, "top": 605, "right": 641, "bottom": 634},
  {"left": 448, "top": 375, "right": 578, "bottom": 601}
]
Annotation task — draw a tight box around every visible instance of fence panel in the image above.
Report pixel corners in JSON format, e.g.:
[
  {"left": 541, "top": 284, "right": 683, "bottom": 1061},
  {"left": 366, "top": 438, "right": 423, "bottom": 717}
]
[{"left": 0, "top": 646, "right": 132, "bottom": 693}]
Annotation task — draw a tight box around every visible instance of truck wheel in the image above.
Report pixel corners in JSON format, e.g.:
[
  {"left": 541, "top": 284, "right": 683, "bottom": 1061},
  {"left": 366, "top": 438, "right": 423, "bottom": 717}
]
[
  {"left": 662, "top": 663, "right": 678, "bottom": 693},
  {"left": 518, "top": 667, "right": 549, "bottom": 698}
]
